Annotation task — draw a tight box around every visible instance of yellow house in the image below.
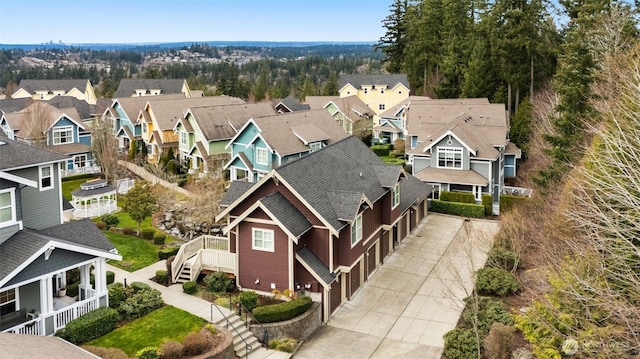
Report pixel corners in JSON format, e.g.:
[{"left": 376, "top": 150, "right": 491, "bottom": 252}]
[
  {"left": 12, "top": 79, "right": 97, "bottom": 105},
  {"left": 114, "top": 79, "right": 192, "bottom": 98},
  {"left": 339, "top": 74, "right": 410, "bottom": 118}
]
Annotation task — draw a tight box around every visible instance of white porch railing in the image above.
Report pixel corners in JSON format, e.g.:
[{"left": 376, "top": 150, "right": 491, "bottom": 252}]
[
  {"left": 201, "top": 249, "right": 235, "bottom": 273},
  {"left": 2, "top": 317, "right": 42, "bottom": 335},
  {"left": 73, "top": 200, "right": 118, "bottom": 218},
  {"left": 172, "top": 235, "right": 233, "bottom": 283},
  {"left": 172, "top": 236, "right": 207, "bottom": 283},
  {"left": 62, "top": 164, "right": 102, "bottom": 178}
]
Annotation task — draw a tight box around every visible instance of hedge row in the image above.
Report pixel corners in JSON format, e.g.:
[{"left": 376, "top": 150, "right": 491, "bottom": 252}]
[
  {"left": 371, "top": 144, "right": 392, "bottom": 156},
  {"left": 159, "top": 246, "right": 180, "bottom": 260},
  {"left": 430, "top": 200, "right": 485, "bottom": 218},
  {"left": 440, "top": 191, "right": 475, "bottom": 204},
  {"left": 253, "top": 296, "right": 312, "bottom": 323},
  {"left": 500, "top": 194, "right": 528, "bottom": 212},
  {"left": 56, "top": 306, "right": 119, "bottom": 344}
]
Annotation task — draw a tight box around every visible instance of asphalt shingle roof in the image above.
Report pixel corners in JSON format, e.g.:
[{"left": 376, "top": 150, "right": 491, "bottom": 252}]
[
  {"left": 297, "top": 247, "right": 336, "bottom": 286},
  {"left": 260, "top": 192, "right": 311, "bottom": 238},
  {"left": 339, "top": 74, "right": 409, "bottom": 90},
  {"left": 113, "top": 79, "right": 187, "bottom": 98},
  {"left": 220, "top": 181, "right": 256, "bottom": 207},
  {"left": 188, "top": 102, "right": 272, "bottom": 141},
  {"left": 0, "top": 133, "right": 68, "bottom": 171},
  {"left": 17, "top": 79, "right": 90, "bottom": 94}
]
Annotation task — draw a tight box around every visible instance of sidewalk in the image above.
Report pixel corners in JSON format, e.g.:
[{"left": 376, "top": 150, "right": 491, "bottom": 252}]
[{"left": 107, "top": 261, "right": 290, "bottom": 359}]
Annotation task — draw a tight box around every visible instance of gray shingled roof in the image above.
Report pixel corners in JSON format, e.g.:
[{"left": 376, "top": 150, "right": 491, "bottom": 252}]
[
  {"left": 399, "top": 173, "right": 432, "bottom": 213},
  {"left": 113, "top": 79, "right": 187, "bottom": 98},
  {"left": 260, "top": 192, "right": 311, "bottom": 238},
  {"left": 0, "top": 97, "right": 34, "bottom": 113},
  {"left": 296, "top": 247, "right": 336, "bottom": 286},
  {"left": 0, "top": 133, "right": 68, "bottom": 171},
  {"left": 371, "top": 164, "right": 402, "bottom": 188},
  {"left": 45, "top": 96, "right": 97, "bottom": 120},
  {"left": 220, "top": 181, "right": 256, "bottom": 207},
  {"left": 37, "top": 218, "right": 116, "bottom": 252},
  {"left": 17, "top": 79, "right": 89, "bottom": 94},
  {"left": 273, "top": 95, "right": 311, "bottom": 112},
  {"left": 71, "top": 184, "right": 117, "bottom": 198},
  {"left": 326, "top": 190, "right": 363, "bottom": 221},
  {"left": 4, "top": 249, "right": 94, "bottom": 287},
  {"left": 339, "top": 74, "right": 409, "bottom": 90}
]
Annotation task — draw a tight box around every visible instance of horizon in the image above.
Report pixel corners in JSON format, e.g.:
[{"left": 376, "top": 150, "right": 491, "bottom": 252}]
[{"left": 0, "top": 0, "right": 391, "bottom": 45}]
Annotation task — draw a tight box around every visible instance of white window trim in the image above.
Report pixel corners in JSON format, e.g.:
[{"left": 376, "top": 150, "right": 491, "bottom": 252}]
[
  {"left": 0, "top": 288, "right": 17, "bottom": 314},
  {"left": 437, "top": 147, "right": 463, "bottom": 169},
  {"left": 0, "top": 188, "right": 17, "bottom": 228},
  {"left": 392, "top": 184, "right": 400, "bottom": 209},
  {"left": 39, "top": 164, "right": 54, "bottom": 191},
  {"left": 52, "top": 125, "right": 73, "bottom": 145},
  {"left": 256, "top": 147, "right": 268, "bottom": 166},
  {"left": 351, "top": 213, "right": 363, "bottom": 247},
  {"left": 252, "top": 228, "right": 274, "bottom": 252},
  {"left": 73, "top": 154, "right": 87, "bottom": 168},
  {"left": 180, "top": 131, "right": 187, "bottom": 146},
  {"left": 309, "top": 142, "right": 322, "bottom": 152}
]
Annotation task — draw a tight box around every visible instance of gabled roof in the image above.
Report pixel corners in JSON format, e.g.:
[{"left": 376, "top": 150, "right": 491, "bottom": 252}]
[
  {"left": 260, "top": 192, "right": 312, "bottom": 238},
  {"left": 378, "top": 96, "right": 482, "bottom": 119},
  {"left": 325, "top": 95, "right": 373, "bottom": 121},
  {"left": 220, "top": 181, "right": 256, "bottom": 207},
  {"left": 0, "top": 97, "right": 34, "bottom": 113},
  {"left": 296, "top": 247, "right": 336, "bottom": 287},
  {"left": 16, "top": 79, "right": 90, "bottom": 94},
  {"left": 113, "top": 79, "right": 187, "bottom": 98},
  {"left": 418, "top": 114, "right": 500, "bottom": 160},
  {"left": 326, "top": 190, "right": 371, "bottom": 222},
  {"left": 12, "top": 102, "right": 85, "bottom": 140},
  {"left": 291, "top": 124, "right": 330, "bottom": 144},
  {"left": 339, "top": 74, "right": 409, "bottom": 91},
  {"left": 223, "top": 151, "right": 254, "bottom": 173},
  {"left": 45, "top": 143, "right": 92, "bottom": 156},
  {"left": 145, "top": 96, "right": 246, "bottom": 131},
  {"left": 399, "top": 173, "right": 432, "bottom": 213},
  {"left": 110, "top": 95, "right": 184, "bottom": 120},
  {"left": 303, "top": 96, "right": 338, "bottom": 110},
  {"left": 0, "top": 132, "right": 68, "bottom": 171},
  {"left": 272, "top": 95, "right": 310, "bottom": 112},
  {"left": 371, "top": 164, "right": 402, "bottom": 188},
  {"left": 187, "top": 102, "right": 272, "bottom": 141},
  {"left": 45, "top": 96, "right": 97, "bottom": 120}
]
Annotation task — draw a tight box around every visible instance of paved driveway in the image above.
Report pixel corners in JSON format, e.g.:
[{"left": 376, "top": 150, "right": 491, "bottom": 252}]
[{"left": 294, "top": 214, "right": 500, "bottom": 359}]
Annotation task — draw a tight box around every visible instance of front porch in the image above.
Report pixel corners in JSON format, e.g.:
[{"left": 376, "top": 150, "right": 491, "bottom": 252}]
[{"left": 171, "top": 235, "right": 236, "bottom": 284}]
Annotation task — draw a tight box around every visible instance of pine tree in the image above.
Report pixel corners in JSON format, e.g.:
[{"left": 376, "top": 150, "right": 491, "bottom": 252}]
[{"left": 375, "top": 0, "right": 409, "bottom": 73}]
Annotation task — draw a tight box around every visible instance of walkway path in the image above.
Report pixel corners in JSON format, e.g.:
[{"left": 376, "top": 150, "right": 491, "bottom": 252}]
[
  {"left": 107, "top": 261, "right": 290, "bottom": 359},
  {"left": 294, "top": 214, "right": 500, "bottom": 359}
]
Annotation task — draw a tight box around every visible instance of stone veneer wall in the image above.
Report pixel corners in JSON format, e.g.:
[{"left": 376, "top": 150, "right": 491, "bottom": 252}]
[{"left": 249, "top": 302, "right": 321, "bottom": 342}]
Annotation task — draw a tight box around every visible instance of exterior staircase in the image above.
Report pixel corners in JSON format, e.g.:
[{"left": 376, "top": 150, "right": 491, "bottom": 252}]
[
  {"left": 174, "top": 255, "right": 196, "bottom": 283},
  {"left": 213, "top": 311, "right": 264, "bottom": 358}
]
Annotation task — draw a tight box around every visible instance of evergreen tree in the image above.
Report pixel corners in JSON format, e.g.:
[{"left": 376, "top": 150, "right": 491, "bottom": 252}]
[{"left": 375, "top": 0, "right": 409, "bottom": 73}]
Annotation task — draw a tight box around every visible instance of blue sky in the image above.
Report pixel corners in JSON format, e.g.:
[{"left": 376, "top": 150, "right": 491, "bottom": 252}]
[{"left": 0, "top": 0, "right": 393, "bottom": 44}]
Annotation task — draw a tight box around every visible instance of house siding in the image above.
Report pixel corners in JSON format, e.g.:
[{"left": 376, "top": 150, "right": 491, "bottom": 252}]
[
  {"left": 430, "top": 136, "right": 469, "bottom": 170},
  {"left": 413, "top": 155, "right": 431, "bottom": 174},
  {"left": 297, "top": 228, "right": 330, "bottom": 268},
  {"left": 19, "top": 281, "right": 39, "bottom": 314},
  {"left": 13, "top": 167, "right": 62, "bottom": 229},
  {"left": 237, "top": 221, "right": 289, "bottom": 292},
  {"left": 470, "top": 161, "right": 491, "bottom": 183}
]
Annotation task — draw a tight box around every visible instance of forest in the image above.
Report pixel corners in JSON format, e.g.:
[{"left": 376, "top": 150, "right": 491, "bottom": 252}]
[{"left": 375, "top": 0, "right": 640, "bottom": 358}]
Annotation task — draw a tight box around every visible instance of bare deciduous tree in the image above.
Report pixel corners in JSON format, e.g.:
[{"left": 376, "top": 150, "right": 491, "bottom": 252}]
[
  {"left": 19, "top": 101, "right": 52, "bottom": 147},
  {"left": 91, "top": 115, "right": 121, "bottom": 184}
]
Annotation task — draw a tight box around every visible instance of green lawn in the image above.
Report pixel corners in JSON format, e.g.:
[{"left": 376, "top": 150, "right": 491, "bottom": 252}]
[
  {"left": 107, "top": 211, "right": 153, "bottom": 231},
  {"left": 86, "top": 306, "right": 204, "bottom": 356},
  {"left": 105, "top": 232, "right": 159, "bottom": 272}
]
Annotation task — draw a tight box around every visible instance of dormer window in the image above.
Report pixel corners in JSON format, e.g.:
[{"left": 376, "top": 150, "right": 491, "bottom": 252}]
[
  {"left": 40, "top": 165, "right": 53, "bottom": 190},
  {"left": 309, "top": 142, "right": 322, "bottom": 152},
  {"left": 437, "top": 147, "right": 463, "bottom": 169}
]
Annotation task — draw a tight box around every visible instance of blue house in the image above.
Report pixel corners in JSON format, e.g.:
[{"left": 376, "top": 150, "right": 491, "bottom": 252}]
[{"left": 224, "top": 109, "right": 349, "bottom": 182}]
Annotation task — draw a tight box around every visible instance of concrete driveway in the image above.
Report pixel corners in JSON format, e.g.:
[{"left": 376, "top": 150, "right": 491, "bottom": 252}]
[{"left": 293, "top": 214, "right": 500, "bottom": 359}]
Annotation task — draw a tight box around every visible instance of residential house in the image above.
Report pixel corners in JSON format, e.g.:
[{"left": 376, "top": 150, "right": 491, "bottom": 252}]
[
  {"left": 405, "top": 101, "right": 521, "bottom": 215},
  {"left": 0, "top": 134, "right": 121, "bottom": 336},
  {"left": 224, "top": 108, "right": 349, "bottom": 182},
  {"left": 339, "top": 74, "right": 410, "bottom": 116},
  {"left": 307, "top": 95, "right": 373, "bottom": 138},
  {"left": 174, "top": 102, "right": 273, "bottom": 175},
  {"left": 214, "top": 136, "right": 431, "bottom": 321},
  {"left": 0, "top": 102, "right": 95, "bottom": 177},
  {"left": 140, "top": 96, "right": 246, "bottom": 164},
  {"left": 12, "top": 79, "right": 97, "bottom": 105},
  {"left": 272, "top": 95, "right": 310, "bottom": 113},
  {"left": 113, "top": 78, "right": 192, "bottom": 98}
]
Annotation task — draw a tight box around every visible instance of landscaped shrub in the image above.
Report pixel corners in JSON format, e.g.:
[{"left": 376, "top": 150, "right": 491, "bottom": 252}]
[
  {"left": 461, "top": 296, "right": 514, "bottom": 334},
  {"left": 108, "top": 282, "right": 127, "bottom": 309},
  {"left": 268, "top": 338, "right": 297, "bottom": 353},
  {"left": 155, "top": 270, "right": 168, "bottom": 285},
  {"left": 95, "top": 221, "right": 107, "bottom": 230},
  {"left": 487, "top": 246, "right": 521, "bottom": 271},
  {"left": 136, "top": 346, "right": 158, "bottom": 359},
  {"left": 153, "top": 232, "right": 166, "bottom": 245},
  {"left": 106, "top": 270, "right": 115, "bottom": 284},
  {"left": 238, "top": 291, "right": 259, "bottom": 312},
  {"left": 430, "top": 200, "right": 485, "bottom": 218},
  {"left": 122, "top": 227, "right": 136, "bottom": 236},
  {"left": 82, "top": 345, "right": 128, "bottom": 359},
  {"left": 443, "top": 328, "right": 480, "bottom": 359},
  {"left": 483, "top": 322, "right": 518, "bottom": 359},
  {"left": 66, "top": 282, "right": 80, "bottom": 297},
  {"left": 130, "top": 281, "right": 151, "bottom": 293},
  {"left": 253, "top": 296, "right": 312, "bottom": 323},
  {"left": 182, "top": 281, "right": 197, "bottom": 294},
  {"left": 141, "top": 229, "right": 155, "bottom": 240},
  {"left": 203, "top": 271, "right": 233, "bottom": 293},
  {"left": 100, "top": 214, "right": 120, "bottom": 229},
  {"left": 159, "top": 340, "right": 183, "bottom": 359},
  {"left": 204, "top": 323, "right": 217, "bottom": 335},
  {"left": 118, "top": 288, "right": 164, "bottom": 321},
  {"left": 159, "top": 247, "right": 179, "bottom": 260},
  {"left": 440, "top": 191, "right": 475, "bottom": 204},
  {"left": 476, "top": 267, "right": 520, "bottom": 296},
  {"left": 55, "top": 307, "right": 119, "bottom": 344},
  {"left": 500, "top": 194, "right": 529, "bottom": 213},
  {"left": 182, "top": 331, "right": 209, "bottom": 356},
  {"left": 371, "top": 144, "right": 392, "bottom": 156}
]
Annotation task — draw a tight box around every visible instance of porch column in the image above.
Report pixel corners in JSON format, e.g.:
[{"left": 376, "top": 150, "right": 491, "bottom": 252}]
[
  {"left": 80, "top": 263, "right": 91, "bottom": 300},
  {"left": 94, "top": 259, "right": 106, "bottom": 294},
  {"left": 40, "top": 276, "right": 53, "bottom": 314}
]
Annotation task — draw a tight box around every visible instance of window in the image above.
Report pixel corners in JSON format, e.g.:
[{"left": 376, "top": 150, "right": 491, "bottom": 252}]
[
  {"left": 142, "top": 123, "right": 148, "bottom": 133},
  {"left": 392, "top": 184, "right": 400, "bottom": 209},
  {"left": 379, "top": 104, "right": 386, "bottom": 111},
  {"left": 380, "top": 87, "right": 385, "bottom": 94},
  {"left": 364, "top": 88, "right": 368, "bottom": 94},
  {"left": 180, "top": 131, "right": 187, "bottom": 145},
  {"left": 437, "top": 147, "right": 463, "bottom": 169},
  {"left": 309, "top": 142, "right": 322, "bottom": 152},
  {"left": 351, "top": 213, "right": 362, "bottom": 246},
  {"left": 0, "top": 289, "right": 16, "bottom": 316},
  {"left": 40, "top": 165, "right": 53, "bottom": 190},
  {"left": 256, "top": 148, "right": 268, "bottom": 165},
  {"left": 252, "top": 228, "right": 274, "bottom": 252},
  {"left": 0, "top": 189, "right": 16, "bottom": 227},
  {"left": 73, "top": 154, "right": 87, "bottom": 168},
  {"left": 53, "top": 126, "right": 73, "bottom": 145}
]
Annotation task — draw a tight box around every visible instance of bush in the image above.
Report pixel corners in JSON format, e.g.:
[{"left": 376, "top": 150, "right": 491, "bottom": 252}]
[
  {"left": 100, "top": 214, "right": 120, "bottom": 229},
  {"left": 204, "top": 323, "right": 216, "bottom": 335},
  {"left": 487, "top": 247, "right": 520, "bottom": 271},
  {"left": 238, "top": 291, "right": 259, "bottom": 312},
  {"left": 268, "top": 338, "right": 297, "bottom": 353},
  {"left": 141, "top": 229, "right": 155, "bottom": 240},
  {"left": 122, "top": 227, "right": 136, "bottom": 236},
  {"left": 106, "top": 270, "right": 115, "bottom": 285},
  {"left": 95, "top": 221, "right": 107, "bottom": 230},
  {"left": 461, "top": 296, "right": 514, "bottom": 334},
  {"left": 253, "top": 296, "right": 312, "bottom": 323},
  {"left": 430, "top": 200, "right": 485, "bottom": 218},
  {"left": 131, "top": 281, "right": 151, "bottom": 293},
  {"left": 82, "top": 345, "right": 128, "bottom": 359},
  {"left": 483, "top": 323, "right": 518, "bottom": 359},
  {"left": 66, "top": 282, "right": 80, "bottom": 297},
  {"left": 371, "top": 144, "right": 392, "bottom": 156},
  {"left": 443, "top": 328, "right": 480, "bottom": 359},
  {"left": 476, "top": 267, "right": 520, "bottom": 296},
  {"left": 136, "top": 347, "right": 158, "bottom": 359},
  {"left": 500, "top": 194, "right": 529, "bottom": 213},
  {"left": 482, "top": 194, "right": 493, "bottom": 215},
  {"left": 108, "top": 282, "right": 127, "bottom": 309},
  {"left": 182, "top": 331, "right": 209, "bottom": 356},
  {"left": 155, "top": 270, "right": 168, "bottom": 285},
  {"left": 159, "top": 340, "right": 183, "bottom": 359},
  {"left": 159, "top": 247, "right": 179, "bottom": 260},
  {"left": 153, "top": 232, "right": 166, "bottom": 245},
  {"left": 182, "top": 281, "right": 197, "bottom": 294},
  {"left": 55, "top": 307, "right": 119, "bottom": 344},
  {"left": 440, "top": 191, "right": 475, "bottom": 204},
  {"left": 118, "top": 288, "right": 164, "bottom": 321},
  {"left": 203, "top": 271, "right": 233, "bottom": 293}
]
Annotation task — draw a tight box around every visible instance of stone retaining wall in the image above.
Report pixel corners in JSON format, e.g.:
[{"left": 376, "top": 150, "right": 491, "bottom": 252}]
[{"left": 249, "top": 302, "right": 321, "bottom": 342}]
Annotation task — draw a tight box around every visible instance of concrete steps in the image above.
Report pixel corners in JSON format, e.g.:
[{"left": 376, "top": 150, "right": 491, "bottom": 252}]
[{"left": 214, "top": 313, "right": 263, "bottom": 358}]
